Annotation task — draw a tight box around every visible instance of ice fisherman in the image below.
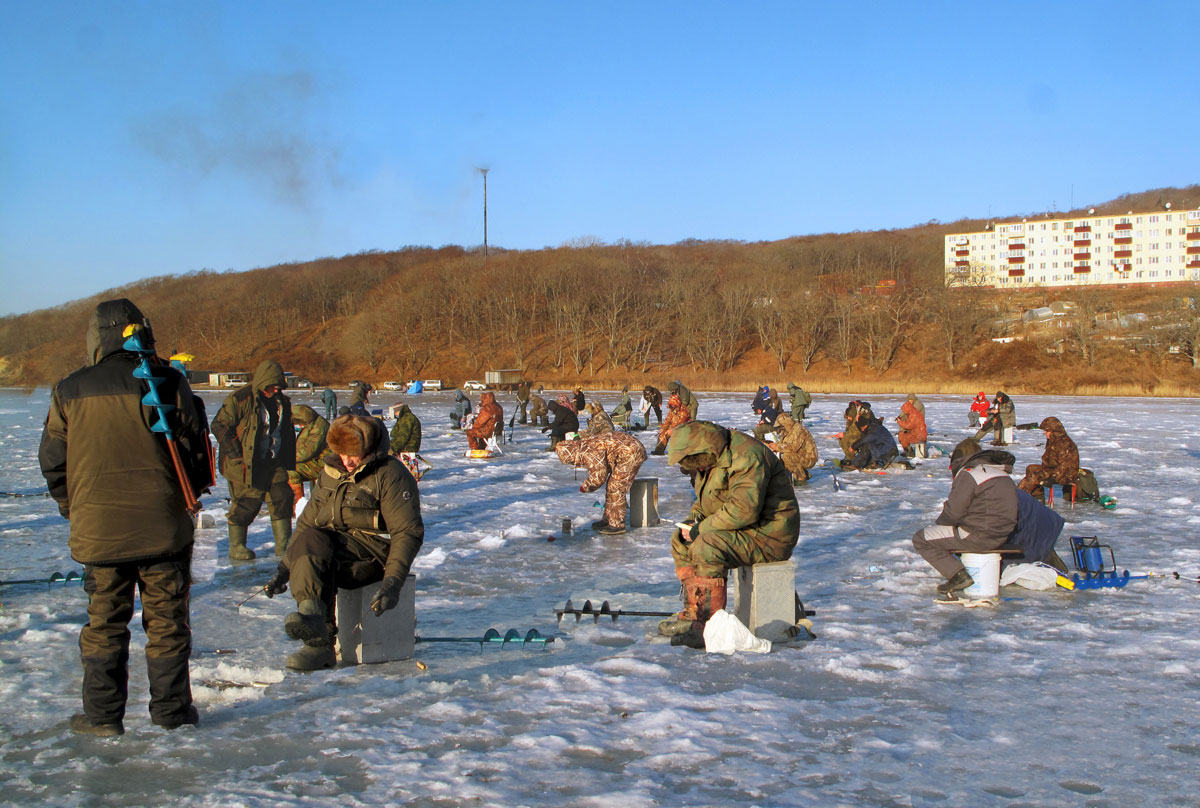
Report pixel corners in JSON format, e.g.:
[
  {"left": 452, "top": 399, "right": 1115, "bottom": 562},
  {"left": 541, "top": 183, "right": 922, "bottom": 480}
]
[
  {"left": 968, "top": 391, "right": 989, "bottom": 428},
  {"left": 768, "top": 413, "right": 818, "bottom": 484},
  {"left": 288, "top": 404, "right": 330, "bottom": 505},
  {"left": 610, "top": 387, "right": 634, "bottom": 428},
  {"left": 265, "top": 415, "right": 424, "bottom": 671},
  {"left": 641, "top": 384, "right": 663, "bottom": 426},
  {"left": 515, "top": 380, "right": 532, "bottom": 425},
  {"left": 389, "top": 403, "right": 422, "bottom": 455},
  {"left": 973, "top": 391, "right": 1015, "bottom": 446},
  {"left": 212, "top": 359, "right": 296, "bottom": 559},
  {"left": 321, "top": 387, "right": 338, "bottom": 421},
  {"left": 529, "top": 393, "right": 549, "bottom": 426},
  {"left": 844, "top": 411, "right": 900, "bottom": 470},
  {"left": 582, "top": 400, "right": 615, "bottom": 436},
  {"left": 658, "top": 421, "right": 800, "bottom": 640},
  {"left": 449, "top": 389, "right": 472, "bottom": 429},
  {"left": 652, "top": 390, "right": 692, "bottom": 455},
  {"left": 896, "top": 393, "right": 927, "bottom": 456},
  {"left": 667, "top": 380, "right": 699, "bottom": 420},
  {"left": 910, "top": 438, "right": 1018, "bottom": 597},
  {"left": 543, "top": 395, "right": 579, "bottom": 451},
  {"left": 40, "top": 299, "right": 210, "bottom": 735},
  {"left": 787, "top": 383, "right": 812, "bottom": 419},
  {"left": 1018, "top": 416, "right": 1080, "bottom": 503},
  {"left": 347, "top": 381, "right": 372, "bottom": 415},
  {"left": 467, "top": 392, "right": 503, "bottom": 450},
  {"left": 554, "top": 431, "right": 647, "bottom": 535}
]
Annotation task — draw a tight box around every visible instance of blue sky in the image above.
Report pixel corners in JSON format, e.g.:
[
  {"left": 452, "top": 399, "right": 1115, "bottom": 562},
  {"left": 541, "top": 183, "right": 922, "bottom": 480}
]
[{"left": 2, "top": 1, "right": 1196, "bottom": 315}]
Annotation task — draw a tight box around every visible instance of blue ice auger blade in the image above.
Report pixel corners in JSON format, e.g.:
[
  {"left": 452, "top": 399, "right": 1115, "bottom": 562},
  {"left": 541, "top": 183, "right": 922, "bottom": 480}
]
[
  {"left": 141, "top": 386, "right": 170, "bottom": 408},
  {"left": 122, "top": 334, "right": 145, "bottom": 353},
  {"left": 502, "top": 628, "right": 522, "bottom": 645},
  {"left": 132, "top": 363, "right": 156, "bottom": 379},
  {"left": 150, "top": 420, "right": 173, "bottom": 435}
]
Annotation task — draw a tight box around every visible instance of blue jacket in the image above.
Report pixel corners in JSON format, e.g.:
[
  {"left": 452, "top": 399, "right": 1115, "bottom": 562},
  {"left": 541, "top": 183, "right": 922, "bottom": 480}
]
[
  {"left": 850, "top": 419, "right": 898, "bottom": 468},
  {"left": 1008, "top": 489, "right": 1065, "bottom": 564}
]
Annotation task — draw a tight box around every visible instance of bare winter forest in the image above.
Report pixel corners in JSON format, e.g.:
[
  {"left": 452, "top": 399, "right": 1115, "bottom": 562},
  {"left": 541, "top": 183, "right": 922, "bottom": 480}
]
[{"left": 3, "top": 186, "right": 1200, "bottom": 395}]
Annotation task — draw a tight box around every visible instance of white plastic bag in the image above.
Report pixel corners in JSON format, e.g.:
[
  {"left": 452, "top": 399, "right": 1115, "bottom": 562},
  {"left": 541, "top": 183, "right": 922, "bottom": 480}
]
[
  {"left": 702, "top": 610, "right": 772, "bottom": 655},
  {"left": 999, "top": 562, "right": 1059, "bottom": 591}
]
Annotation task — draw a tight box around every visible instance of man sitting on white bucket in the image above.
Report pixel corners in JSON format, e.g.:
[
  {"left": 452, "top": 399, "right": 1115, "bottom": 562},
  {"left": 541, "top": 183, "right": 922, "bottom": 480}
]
[{"left": 911, "top": 438, "right": 1018, "bottom": 597}]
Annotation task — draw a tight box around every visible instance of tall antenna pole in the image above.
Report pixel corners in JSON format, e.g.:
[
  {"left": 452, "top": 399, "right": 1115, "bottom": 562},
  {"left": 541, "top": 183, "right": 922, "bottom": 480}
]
[{"left": 480, "top": 168, "right": 490, "bottom": 260}]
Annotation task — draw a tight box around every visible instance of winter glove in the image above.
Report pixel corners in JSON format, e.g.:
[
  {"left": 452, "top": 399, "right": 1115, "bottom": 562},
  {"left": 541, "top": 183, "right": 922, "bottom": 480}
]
[
  {"left": 262, "top": 564, "right": 288, "bottom": 595},
  {"left": 370, "top": 576, "right": 403, "bottom": 616},
  {"left": 264, "top": 565, "right": 290, "bottom": 598}
]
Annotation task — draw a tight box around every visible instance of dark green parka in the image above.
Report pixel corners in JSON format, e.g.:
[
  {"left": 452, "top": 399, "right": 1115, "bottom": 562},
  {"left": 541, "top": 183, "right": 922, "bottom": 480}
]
[
  {"left": 211, "top": 360, "right": 295, "bottom": 489},
  {"left": 297, "top": 416, "right": 424, "bottom": 581},
  {"left": 39, "top": 299, "right": 207, "bottom": 564},
  {"left": 389, "top": 404, "right": 422, "bottom": 453},
  {"left": 667, "top": 421, "right": 799, "bottom": 559}
]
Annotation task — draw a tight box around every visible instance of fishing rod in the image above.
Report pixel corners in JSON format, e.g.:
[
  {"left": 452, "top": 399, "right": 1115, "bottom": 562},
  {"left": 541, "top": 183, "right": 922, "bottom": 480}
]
[{"left": 0, "top": 491, "right": 51, "bottom": 498}]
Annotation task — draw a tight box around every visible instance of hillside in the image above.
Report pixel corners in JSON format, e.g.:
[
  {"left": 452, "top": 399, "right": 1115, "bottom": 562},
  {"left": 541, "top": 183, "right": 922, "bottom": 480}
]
[{"left": 3, "top": 185, "right": 1199, "bottom": 396}]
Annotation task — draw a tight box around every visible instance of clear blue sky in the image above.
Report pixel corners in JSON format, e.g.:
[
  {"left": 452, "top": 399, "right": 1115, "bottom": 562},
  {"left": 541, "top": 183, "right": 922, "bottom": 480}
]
[{"left": 2, "top": 1, "right": 1196, "bottom": 315}]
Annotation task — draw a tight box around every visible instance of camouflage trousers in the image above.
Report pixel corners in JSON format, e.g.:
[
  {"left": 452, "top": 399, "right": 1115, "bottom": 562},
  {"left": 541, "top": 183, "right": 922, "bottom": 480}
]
[
  {"left": 670, "top": 527, "right": 795, "bottom": 580},
  {"left": 602, "top": 457, "right": 645, "bottom": 528},
  {"left": 1018, "top": 464, "right": 1074, "bottom": 502},
  {"left": 80, "top": 550, "right": 193, "bottom": 725}
]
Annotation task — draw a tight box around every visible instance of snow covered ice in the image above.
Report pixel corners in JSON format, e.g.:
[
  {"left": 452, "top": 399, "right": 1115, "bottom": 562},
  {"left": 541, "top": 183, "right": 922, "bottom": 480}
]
[{"left": 2, "top": 387, "right": 1200, "bottom": 807}]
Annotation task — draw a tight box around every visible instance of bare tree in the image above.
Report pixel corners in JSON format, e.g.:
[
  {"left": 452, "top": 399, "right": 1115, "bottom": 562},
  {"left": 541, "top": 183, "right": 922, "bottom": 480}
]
[{"left": 1066, "top": 286, "right": 1112, "bottom": 367}]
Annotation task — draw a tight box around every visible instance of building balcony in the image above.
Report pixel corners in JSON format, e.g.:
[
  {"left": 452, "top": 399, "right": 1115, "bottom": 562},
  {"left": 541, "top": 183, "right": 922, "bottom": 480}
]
[
  {"left": 1187, "top": 231, "right": 1200, "bottom": 241},
  {"left": 1188, "top": 246, "right": 1200, "bottom": 255},
  {"left": 1073, "top": 239, "right": 1091, "bottom": 247},
  {"left": 1073, "top": 265, "right": 1091, "bottom": 273},
  {"left": 955, "top": 250, "right": 969, "bottom": 257},
  {"left": 954, "top": 260, "right": 970, "bottom": 267},
  {"left": 1008, "top": 269, "right": 1024, "bottom": 277},
  {"left": 1115, "top": 223, "right": 1133, "bottom": 231},
  {"left": 1114, "top": 249, "right": 1133, "bottom": 258},
  {"left": 1074, "top": 225, "right": 1091, "bottom": 233},
  {"left": 1007, "top": 256, "right": 1024, "bottom": 264},
  {"left": 1073, "top": 253, "right": 1091, "bottom": 261},
  {"left": 1008, "top": 243, "right": 1025, "bottom": 251},
  {"left": 1114, "top": 236, "right": 1133, "bottom": 245}
]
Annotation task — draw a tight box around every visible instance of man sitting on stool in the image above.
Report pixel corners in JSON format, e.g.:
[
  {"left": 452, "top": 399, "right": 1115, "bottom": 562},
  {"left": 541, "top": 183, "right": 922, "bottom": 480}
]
[
  {"left": 911, "top": 438, "right": 1018, "bottom": 597},
  {"left": 265, "top": 415, "right": 424, "bottom": 671}
]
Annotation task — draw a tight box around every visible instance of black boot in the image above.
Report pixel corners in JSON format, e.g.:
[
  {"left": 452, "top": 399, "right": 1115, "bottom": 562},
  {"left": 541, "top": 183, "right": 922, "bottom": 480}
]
[
  {"left": 936, "top": 568, "right": 975, "bottom": 595},
  {"left": 70, "top": 713, "right": 124, "bottom": 737},
  {"left": 285, "top": 599, "right": 331, "bottom": 644}
]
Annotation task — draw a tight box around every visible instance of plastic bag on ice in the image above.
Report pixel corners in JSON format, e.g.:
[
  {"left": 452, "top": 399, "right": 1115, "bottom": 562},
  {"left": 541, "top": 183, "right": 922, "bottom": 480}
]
[
  {"left": 999, "top": 562, "right": 1059, "bottom": 591},
  {"left": 703, "top": 609, "right": 772, "bottom": 655}
]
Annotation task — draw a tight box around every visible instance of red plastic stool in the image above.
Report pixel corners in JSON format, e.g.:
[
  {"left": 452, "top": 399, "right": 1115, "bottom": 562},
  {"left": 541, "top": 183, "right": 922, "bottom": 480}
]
[{"left": 1047, "top": 483, "right": 1077, "bottom": 508}]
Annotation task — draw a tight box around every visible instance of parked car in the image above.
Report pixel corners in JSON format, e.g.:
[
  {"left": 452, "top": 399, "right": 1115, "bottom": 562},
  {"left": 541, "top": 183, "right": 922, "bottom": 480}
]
[
  {"left": 382, "top": 381, "right": 405, "bottom": 391},
  {"left": 293, "top": 378, "right": 313, "bottom": 390},
  {"left": 223, "top": 377, "right": 249, "bottom": 388},
  {"left": 463, "top": 380, "right": 487, "bottom": 391},
  {"left": 422, "top": 379, "right": 444, "bottom": 391}
]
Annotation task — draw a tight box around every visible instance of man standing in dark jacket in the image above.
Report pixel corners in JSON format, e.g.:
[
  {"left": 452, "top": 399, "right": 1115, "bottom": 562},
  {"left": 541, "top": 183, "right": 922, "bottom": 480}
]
[
  {"left": 40, "top": 299, "right": 208, "bottom": 735},
  {"left": 321, "top": 388, "right": 338, "bottom": 421},
  {"left": 266, "top": 415, "right": 424, "bottom": 670},
  {"left": 911, "top": 438, "right": 1019, "bottom": 596},
  {"left": 516, "top": 380, "right": 532, "bottom": 424},
  {"left": 389, "top": 403, "right": 422, "bottom": 454},
  {"left": 212, "top": 360, "right": 296, "bottom": 559},
  {"left": 641, "top": 385, "right": 663, "bottom": 426}
]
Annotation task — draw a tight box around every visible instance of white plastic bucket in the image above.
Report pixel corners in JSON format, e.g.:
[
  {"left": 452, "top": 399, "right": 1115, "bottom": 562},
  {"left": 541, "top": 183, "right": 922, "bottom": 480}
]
[
  {"left": 1002, "top": 426, "right": 1014, "bottom": 444},
  {"left": 960, "top": 552, "right": 1000, "bottom": 598}
]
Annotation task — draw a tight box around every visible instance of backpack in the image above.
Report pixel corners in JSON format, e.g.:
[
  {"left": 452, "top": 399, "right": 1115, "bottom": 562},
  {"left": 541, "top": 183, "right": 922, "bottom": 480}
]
[{"left": 1074, "top": 468, "right": 1101, "bottom": 502}]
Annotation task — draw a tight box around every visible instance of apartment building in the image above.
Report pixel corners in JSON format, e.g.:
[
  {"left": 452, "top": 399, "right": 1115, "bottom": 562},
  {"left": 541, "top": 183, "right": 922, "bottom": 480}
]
[{"left": 944, "top": 208, "right": 1200, "bottom": 288}]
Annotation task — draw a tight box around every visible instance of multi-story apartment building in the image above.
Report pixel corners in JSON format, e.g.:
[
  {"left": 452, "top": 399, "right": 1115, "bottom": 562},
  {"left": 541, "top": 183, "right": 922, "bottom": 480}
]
[{"left": 944, "top": 208, "right": 1200, "bottom": 288}]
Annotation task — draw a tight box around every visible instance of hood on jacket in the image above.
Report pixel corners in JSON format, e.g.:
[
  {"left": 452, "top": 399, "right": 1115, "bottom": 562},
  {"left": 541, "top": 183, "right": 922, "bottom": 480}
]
[
  {"left": 787, "top": 382, "right": 801, "bottom": 393},
  {"left": 87, "top": 298, "right": 154, "bottom": 365},
  {"left": 774, "top": 413, "right": 796, "bottom": 433},
  {"left": 480, "top": 392, "right": 495, "bottom": 406},
  {"left": 1039, "top": 416, "right": 1066, "bottom": 435},
  {"left": 950, "top": 437, "right": 1015, "bottom": 476},
  {"left": 326, "top": 414, "right": 387, "bottom": 463},
  {"left": 666, "top": 421, "right": 729, "bottom": 466},
  {"left": 251, "top": 360, "right": 286, "bottom": 396},
  {"left": 393, "top": 403, "right": 411, "bottom": 418},
  {"left": 293, "top": 404, "right": 318, "bottom": 425},
  {"left": 455, "top": 390, "right": 466, "bottom": 401}
]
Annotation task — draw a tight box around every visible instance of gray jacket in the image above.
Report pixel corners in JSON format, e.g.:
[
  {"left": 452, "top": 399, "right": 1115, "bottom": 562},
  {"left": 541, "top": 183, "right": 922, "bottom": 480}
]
[{"left": 936, "top": 449, "right": 1018, "bottom": 541}]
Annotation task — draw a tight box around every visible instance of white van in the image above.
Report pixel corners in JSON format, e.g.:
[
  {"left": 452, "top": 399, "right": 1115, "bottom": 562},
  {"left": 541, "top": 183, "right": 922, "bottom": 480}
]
[{"left": 422, "top": 379, "right": 444, "bottom": 391}]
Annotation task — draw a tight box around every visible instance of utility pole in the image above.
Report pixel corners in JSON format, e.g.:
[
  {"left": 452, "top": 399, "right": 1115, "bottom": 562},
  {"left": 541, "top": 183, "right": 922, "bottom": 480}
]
[{"left": 479, "top": 168, "right": 489, "bottom": 260}]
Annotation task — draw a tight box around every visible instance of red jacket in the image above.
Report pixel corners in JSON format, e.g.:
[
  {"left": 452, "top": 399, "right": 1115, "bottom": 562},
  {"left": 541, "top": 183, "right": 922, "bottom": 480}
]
[
  {"left": 470, "top": 392, "right": 504, "bottom": 440},
  {"left": 970, "top": 394, "right": 990, "bottom": 417}
]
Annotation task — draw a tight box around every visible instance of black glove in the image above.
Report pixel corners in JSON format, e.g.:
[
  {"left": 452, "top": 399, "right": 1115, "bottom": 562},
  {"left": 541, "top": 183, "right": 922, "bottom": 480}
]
[
  {"left": 370, "top": 576, "right": 403, "bottom": 615},
  {"left": 541, "top": 427, "right": 549, "bottom": 434},
  {"left": 264, "top": 565, "right": 290, "bottom": 598}
]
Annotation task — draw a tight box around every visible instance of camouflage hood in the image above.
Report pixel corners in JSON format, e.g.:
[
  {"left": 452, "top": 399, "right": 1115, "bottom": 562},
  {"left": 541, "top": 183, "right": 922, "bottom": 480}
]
[
  {"left": 666, "top": 421, "right": 729, "bottom": 465},
  {"left": 1039, "top": 416, "right": 1067, "bottom": 436}
]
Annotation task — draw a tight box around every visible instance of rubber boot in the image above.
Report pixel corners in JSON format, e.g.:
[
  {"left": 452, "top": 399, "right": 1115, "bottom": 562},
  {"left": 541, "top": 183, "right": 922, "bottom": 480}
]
[
  {"left": 272, "top": 518, "right": 292, "bottom": 557},
  {"left": 650, "top": 440, "right": 666, "bottom": 456},
  {"left": 70, "top": 713, "right": 124, "bottom": 737},
  {"left": 659, "top": 566, "right": 700, "bottom": 636},
  {"left": 937, "top": 568, "right": 974, "bottom": 595},
  {"left": 286, "top": 641, "right": 337, "bottom": 672},
  {"left": 227, "top": 523, "right": 255, "bottom": 561},
  {"left": 285, "top": 599, "right": 331, "bottom": 644}
]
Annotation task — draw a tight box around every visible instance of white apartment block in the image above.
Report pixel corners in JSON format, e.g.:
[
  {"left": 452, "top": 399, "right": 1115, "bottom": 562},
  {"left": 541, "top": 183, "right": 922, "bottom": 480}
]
[{"left": 944, "top": 208, "right": 1200, "bottom": 288}]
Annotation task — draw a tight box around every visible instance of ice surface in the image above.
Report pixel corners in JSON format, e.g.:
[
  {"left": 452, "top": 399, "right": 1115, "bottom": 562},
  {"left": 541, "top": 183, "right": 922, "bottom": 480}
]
[{"left": 1, "top": 387, "right": 1199, "bottom": 806}]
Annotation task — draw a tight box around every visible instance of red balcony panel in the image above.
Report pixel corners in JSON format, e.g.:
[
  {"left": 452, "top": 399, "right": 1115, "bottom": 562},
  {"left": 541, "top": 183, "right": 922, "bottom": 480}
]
[
  {"left": 1073, "top": 252, "right": 1091, "bottom": 260},
  {"left": 1073, "top": 239, "right": 1091, "bottom": 247},
  {"left": 1114, "top": 249, "right": 1133, "bottom": 258},
  {"left": 1074, "top": 225, "right": 1091, "bottom": 233},
  {"left": 1008, "top": 269, "right": 1025, "bottom": 277},
  {"left": 1189, "top": 260, "right": 1200, "bottom": 268},
  {"left": 1073, "top": 266, "right": 1091, "bottom": 273},
  {"left": 1009, "top": 243, "right": 1025, "bottom": 250},
  {"left": 1007, "top": 256, "right": 1024, "bottom": 264},
  {"left": 1115, "top": 223, "right": 1133, "bottom": 231},
  {"left": 1187, "top": 231, "right": 1200, "bottom": 240},
  {"left": 955, "top": 249, "right": 969, "bottom": 256},
  {"left": 1114, "top": 264, "right": 1131, "bottom": 272},
  {"left": 1114, "top": 237, "right": 1132, "bottom": 245},
  {"left": 954, "top": 260, "right": 970, "bottom": 267}
]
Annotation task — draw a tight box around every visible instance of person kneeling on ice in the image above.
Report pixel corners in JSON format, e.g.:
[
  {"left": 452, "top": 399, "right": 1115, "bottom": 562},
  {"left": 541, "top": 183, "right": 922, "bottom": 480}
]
[
  {"left": 466, "top": 391, "right": 503, "bottom": 450},
  {"left": 264, "top": 415, "right": 424, "bottom": 671},
  {"left": 845, "top": 412, "right": 901, "bottom": 470},
  {"left": 659, "top": 421, "right": 800, "bottom": 639},
  {"left": 554, "top": 431, "right": 648, "bottom": 535},
  {"left": 911, "top": 438, "right": 1018, "bottom": 597}
]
